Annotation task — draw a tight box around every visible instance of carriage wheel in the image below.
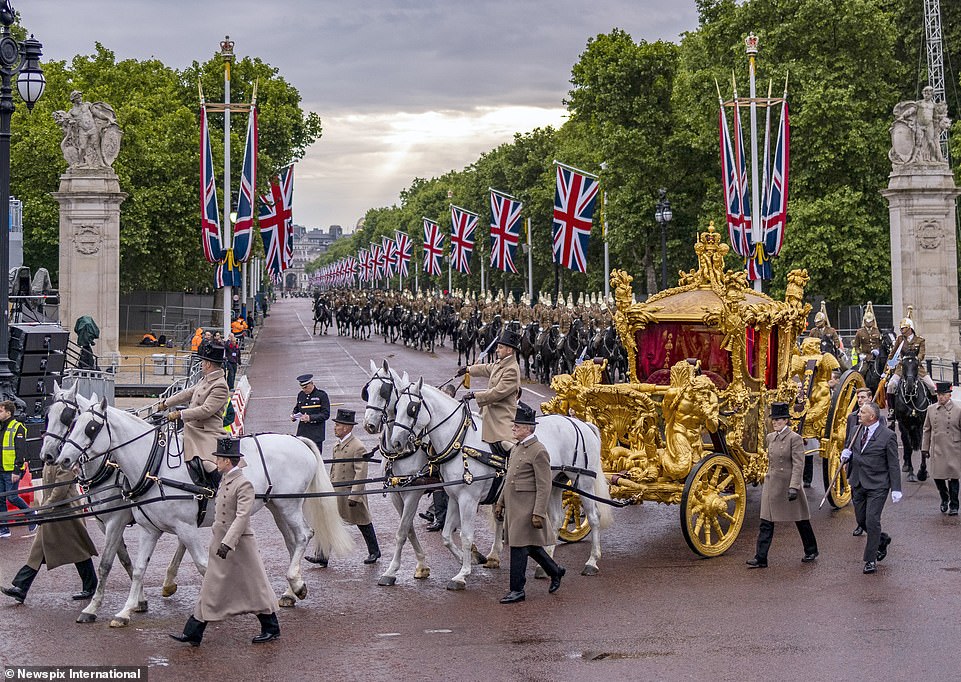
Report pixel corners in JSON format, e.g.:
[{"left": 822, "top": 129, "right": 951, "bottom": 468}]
[
  {"left": 680, "top": 454, "right": 746, "bottom": 557},
  {"left": 819, "top": 369, "right": 863, "bottom": 508},
  {"left": 557, "top": 489, "right": 591, "bottom": 543}
]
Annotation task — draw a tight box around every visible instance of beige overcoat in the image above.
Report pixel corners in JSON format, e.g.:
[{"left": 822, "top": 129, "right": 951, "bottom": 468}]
[
  {"left": 27, "top": 464, "right": 98, "bottom": 570},
  {"left": 922, "top": 400, "right": 961, "bottom": 479},
  {"left": 759, "top": 428, "right": 811, "bottom": 523},
  {"left": 467, "top": 354, "right": 520, "bottom": 443},
  {"left": 329, "top": 433, "right": 372, "bottom": 525},
  {"left": 165, "top": 369, "right": 230, "bottom": 465},
  {"left": 497, "top": 436, "right": 556, "bottom": 547},
  {"left": 194, "top": 467, "right": 275, "bottom": 622}
]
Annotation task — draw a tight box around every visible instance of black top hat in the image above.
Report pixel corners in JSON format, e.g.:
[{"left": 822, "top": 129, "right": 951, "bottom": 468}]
[
  {"left": 213, "top": 437, "right": 243, "bottom": 460},
  {"left": 513, "top": 401, "right": 537, "bottom": 425},
  {"left": 297, "top": 373, "right": 314, "bottom": 386},
  {"left": 936, "top": 381, "right": 953, "bottom": 394},
  {"left": 770, "top": 402, "right": 791, "bottom": 420},
  {"left": 497, "top": 330, "right": 521, "bottom": 351},
  {"left": 332, "top": 408, "right": 357, "bottom": 425},
  {"left": 198, "top": 343, "right": 225, "bottom": 365}
]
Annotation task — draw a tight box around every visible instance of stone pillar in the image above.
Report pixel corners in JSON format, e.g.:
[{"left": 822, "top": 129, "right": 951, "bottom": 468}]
[
  {"left": 881, "top": 167, "right": 961, "bottom": 360},
  {"left": 52, "top": 168, "right": 126, "bottom": 365}
]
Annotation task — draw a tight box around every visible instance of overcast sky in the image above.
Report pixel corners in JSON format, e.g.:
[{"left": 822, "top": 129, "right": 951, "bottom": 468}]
[{"left": 26, "top": 1, "right": 699, "bottom": 231}]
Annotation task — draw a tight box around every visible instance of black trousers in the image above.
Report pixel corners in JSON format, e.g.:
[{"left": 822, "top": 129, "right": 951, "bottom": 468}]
[
  {"left": 432, "top": 490, "right": 448, "bottom": 522},
  {"left": 754, "top": 518, "right": 818, "bottom": 562},
  {"left": 852, "top": 484, "right": 889, "bottom": 562},
  {"left": 12, "top": 558, "right": 97, "bottom": 595},
  {"left": 508, "top": 546, "right": 561, "bottom": 592},
  {"left": 935, "top": 479, "right": 960, "bottom": 509}
]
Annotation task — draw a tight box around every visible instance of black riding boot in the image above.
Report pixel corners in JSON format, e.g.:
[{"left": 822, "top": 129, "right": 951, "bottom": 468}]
[
  {"left": 170, "top": 615, "right": 207, "bottom": 646},
  {"left": 253, "top": 612, "right": 280, "bottom": 643},
  {"left": 427, "top": 490, "right": 447, "bottom": 531},
  {"left": 73, "top": 559, "right": 98, "bottom": 600},
  {"left": 950, "top": 480, "right": 960, "bottom": 515},
  {"left": 205, "top": 468, "right": 222, "bottom": 491},
  {"left": 358, "top": 524, "right": 381, "bottom": 564}
]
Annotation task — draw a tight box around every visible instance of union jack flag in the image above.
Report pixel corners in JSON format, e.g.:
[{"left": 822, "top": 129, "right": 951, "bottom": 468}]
[
  {"left": 489, "top": 189, "right": 522, "bottom": 273},
  {"left": 423, "top": 218, "right": 444, "bottom": 276},
  {"left": 719, "top": 102, "right": 749, "bottom": 259},
  {"left": 232, "top": 104, "right": 257, "bottom": 263},
  {"left": 346, "top": 256, "right": 359, "bottom": 284},
  {"left": 382, "top": 236, "right": 398, "bottom": 278},
  {"left": 259, "top": 165, "right": 294, "bottom": 277},
  {"left": 371, "top": 242, "right": 386, "bottom": 280},
  {"left": 199, "top": 104, "right": 223, "bottom": 265},
  {"left": 762, "top": 99, "right": 789, "bottom": 266},
  {"left": 358, "top": 248, "right": 371, "bottom": 282},
  {"left": 395, "top": 231, "right": 412, "bottom": 277},
  {"left": 551, "top": 163, "right": 598, "bottom": 273},
  {"left": 449, "top": 205, "right": 477, "bottom": 274}
]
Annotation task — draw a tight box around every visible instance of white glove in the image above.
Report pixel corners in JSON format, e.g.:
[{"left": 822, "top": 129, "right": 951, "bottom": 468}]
[
  {"left": 840, "top": 448, "right": 852, "bottom": 463},
  {"left": 871, "top": 349, "right": 879, "bottom": 357},
  {"left": 891, "top": 490, "right": 902, "bottom": 504}
]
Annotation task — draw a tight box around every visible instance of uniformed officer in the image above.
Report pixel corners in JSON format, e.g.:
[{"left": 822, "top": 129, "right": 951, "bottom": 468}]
[
  {"left": 885, "top": 307, "right": 936, "bottom": 399},
  {"left": 808, "top": 301, "right": 842, "bottom": 349},
  {"left": 746, "top": 402, "right": 819, "bottom": 568},
  {"left": 456, "top": 329, "right": 521, "bottom": 457},
  {"left": 852, "top": 302, "right": 882, "bottom": 362},
  {"left": 170, "top": 438, "right": 279, "bottom": 646},
  {"left": 921, "top": 382, "right": 961, "bottom": 515},
  {"left": 291, "top": 374, "right": 330, "bottom": 452}
]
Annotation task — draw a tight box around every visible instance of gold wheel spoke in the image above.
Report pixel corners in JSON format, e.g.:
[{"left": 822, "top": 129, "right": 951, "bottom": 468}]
[
  {"left": 720, "top": 511, "right": 737, "bottom": 524},
  {"left": 717, "top": 474, "right": 734, "bottom": 489},
  {"left": 711, "top": 517, "right": 725, "bottom": 539}
]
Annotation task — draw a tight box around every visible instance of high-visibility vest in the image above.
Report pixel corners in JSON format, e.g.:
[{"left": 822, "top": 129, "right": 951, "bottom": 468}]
[{"left": 2, "top": 419, "right": 24, "bottom": 471}]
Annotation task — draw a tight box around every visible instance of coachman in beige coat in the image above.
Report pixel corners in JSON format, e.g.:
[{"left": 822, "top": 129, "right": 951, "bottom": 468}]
[
  {"left": 170, "top": 438, "right": 279, "bottom": 646},
  {"left": 1, "top": 464, "right": 98, "bottom": 603},
  {"left": 494, "top": 402, "right": 564, "bottom": 604},
  {"left": 747, "top": 403, "right": 819, "bottom": 569},
  {"left": 921, "top": 382, "right": 961, "bottom": 514},
  {"left": 162, "top": 344, "right": 231, "bottom": 471},
  {"left": 460, "top": 330, "right": 521, "bottom": 446}
]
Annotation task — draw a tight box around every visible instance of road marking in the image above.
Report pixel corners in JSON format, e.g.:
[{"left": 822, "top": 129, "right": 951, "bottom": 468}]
[
  {"left": 294, "top": 312, "right": 312, "bottom": 339},
  {"left": 424, "top": 629, "right": 452, "bottom": 634},
  {"left": 523, "top": 387, "right": 545, "bottom": 398},
  {"left": 376, "top": 632, "right": 401, "bottom": 638},
  {"left": 336, "top": 340, "right": 371, "bottom": 375}
]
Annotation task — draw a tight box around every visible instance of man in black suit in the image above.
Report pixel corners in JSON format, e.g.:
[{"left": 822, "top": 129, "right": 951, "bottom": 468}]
[
  {"left": 841, "top": 401, "right": 902, "bottom": 574},
  {"left": 845, "top": 388, "right": 886, "bottom": 537}
]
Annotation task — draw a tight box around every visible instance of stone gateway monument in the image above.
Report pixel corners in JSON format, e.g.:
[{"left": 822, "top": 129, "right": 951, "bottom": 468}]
[
  {"left": 882, "top": 88, "right": 960, "bottom": 360},
  {"left": 51, "top": 91, "right": 125, "bottom": 364}
]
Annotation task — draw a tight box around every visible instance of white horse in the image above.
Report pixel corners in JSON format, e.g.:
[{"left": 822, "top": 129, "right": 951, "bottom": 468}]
[
  {"left": 56, "top": 398, "right": 352, "bottom": 628},
  {"left": 40, "top": 383, "right": 192, "bottom": 623},
  {"left": 390, "top": 377, "right": 613, "bottom": 582}
]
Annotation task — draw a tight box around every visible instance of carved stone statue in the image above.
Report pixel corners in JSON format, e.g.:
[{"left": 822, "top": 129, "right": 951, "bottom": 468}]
[
  {"left": 889, "top": 86, "right": 952, "bottom": 166},
  {"left": 53, "top": 91, "right": 122, "bottom": 170}
]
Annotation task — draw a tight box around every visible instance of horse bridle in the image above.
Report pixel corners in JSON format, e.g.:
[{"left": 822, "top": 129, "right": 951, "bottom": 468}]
[
  {"left": 361, "top": 371, "right": 398, "bottom": 419},
  {"left": 42, "top": 394, "right": 82, "bottom": 455}
]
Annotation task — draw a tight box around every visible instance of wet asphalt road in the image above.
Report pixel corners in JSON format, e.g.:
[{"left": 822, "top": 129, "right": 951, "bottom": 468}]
[{"left": 2, "top": 296, "right": 961, "bottom": 681}]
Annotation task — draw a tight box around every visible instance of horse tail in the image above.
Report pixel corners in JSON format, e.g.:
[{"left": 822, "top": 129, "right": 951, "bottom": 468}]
[
  {"left": 581, "top": 421, "right": 613, "bottom": 530},
  {"left": 299, "top": 437, "right": 354, "bottom": 558}
]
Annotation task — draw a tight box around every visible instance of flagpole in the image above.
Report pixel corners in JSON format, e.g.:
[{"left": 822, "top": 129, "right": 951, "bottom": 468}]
[
  {"left": 221, "top": 36, "right": 234, "bottom": 337},
  {"left": 526, "top": 217, "right": 533, "bottom": 302},
  {"left": 746, "top": 33, "right": 762, "bottom": 293}
]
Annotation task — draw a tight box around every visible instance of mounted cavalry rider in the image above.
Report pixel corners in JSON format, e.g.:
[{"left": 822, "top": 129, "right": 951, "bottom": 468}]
[
  {"left": 456, "top": 329, "right": 522, "bottom": 458},
  {"left": 885, "top": 306, "right": 937, "bottom": 401},
  {"left": 160, "top": 343, "right": 231, "bottom": 485},
  {"left": 852, "top": 301, "right": 882, "bottom": 362},
  {"left": 808, "top": 301, "right": 842, "bottom": 350}
]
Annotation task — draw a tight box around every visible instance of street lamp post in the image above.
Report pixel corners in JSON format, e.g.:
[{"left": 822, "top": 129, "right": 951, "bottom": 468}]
[
  {"left": 0, "top": 1, "right": 43, "bottom": 403},
  {"left": 654, "top": 188, "right": 672, "bottom": 291}
]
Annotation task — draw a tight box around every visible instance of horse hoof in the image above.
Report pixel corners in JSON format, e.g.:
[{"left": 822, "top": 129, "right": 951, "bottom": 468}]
[
  {"left": 76, "top": 613, "right": 97, "bottom": 624},
  {"left": 378, "top": 575, "right": 397, "bottom": 586},
  {"left": 278, "top": 595, "right": 296, "bottom": 608},
  {"left": 109, "top": 617, "right": 129, "bottom": 628},
  {"left": 446, "top": 580, "right": 466, "bottom": 591},
  {"left": 413, "top": 568, "right": 430, "bottom": 580},
  {"left": 294, "top": 584, "right": 308, "bottom": 600},
  {"left": 581, "top": 565, "right": 600, "bottom": 576},
  {"left": 133, "top": 601, "right": 148, "bottom": 613},
  {"left": 484, "top": 559, "right": 500, "bottom": 570},
  {"left": 161, "top": 584, "right": 177, "bottom": 598}
]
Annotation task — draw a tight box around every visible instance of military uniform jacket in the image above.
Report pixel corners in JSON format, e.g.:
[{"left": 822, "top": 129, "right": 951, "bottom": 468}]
[
  {"left": 760, "top": 429, "right": 810, "bottom": 523},
  {"left": 848, "top": 424, "right": 901, "bottom": 491},
  {"left": 293, "top": 387, "right": 330, "bottom": 445},
  {"left": 194, "top": 467, "right": 275, "bottom": 622},
  {"left": 497, "top": 436, "right": 556, "bottom": 547},
  {"left": 467, "top": 354, "right": 520, "bottom": 443},
  {"left": 922, "top": 400, "right": 961, "bottom": 479},
  {"left": 27, "top": 464, "right": 98, "bottom": 571},
  {"left": 853, "top": 326, "right": 881, "bottom": 355},
  {"left": 166, "top": 369, "right": 231, "bottom": 464},
  {"left": 890, "top": 333, "right": 927, "bottom": 376},
  {"left": 329, "top": 433, "right": 372, "bottom": 525},
  {"left": 809, "top": 325, "right": 841, "bottom": 347}
]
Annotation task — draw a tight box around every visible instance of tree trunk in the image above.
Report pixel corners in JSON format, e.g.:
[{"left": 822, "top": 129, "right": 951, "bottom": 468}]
[{"left": 643, "top": 244, "right": 657, "bottom": 295}]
